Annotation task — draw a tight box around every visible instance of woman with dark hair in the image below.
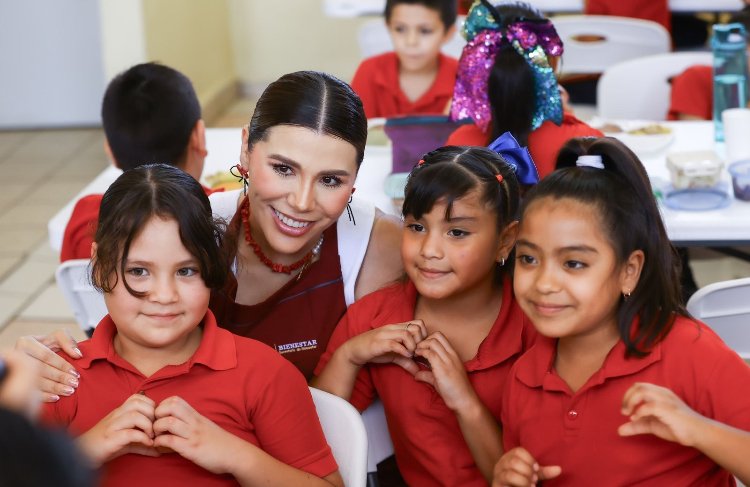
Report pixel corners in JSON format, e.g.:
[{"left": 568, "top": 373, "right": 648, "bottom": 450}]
[
  {"left": 23, "top": 71, "right": 403, "bottom": 391},
  {"left": 445, "top": 0, "right": 602, "bottom": 177}
]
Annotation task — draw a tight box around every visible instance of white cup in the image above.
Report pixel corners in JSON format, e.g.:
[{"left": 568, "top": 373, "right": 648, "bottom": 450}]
[{"left": 722, "top": 108, "right": 750, "bottom": 163}]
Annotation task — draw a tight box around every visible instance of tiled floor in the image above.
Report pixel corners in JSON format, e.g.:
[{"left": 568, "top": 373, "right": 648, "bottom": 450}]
[{"left": 0, "top": 98, "right": 749, "bottom": 349}]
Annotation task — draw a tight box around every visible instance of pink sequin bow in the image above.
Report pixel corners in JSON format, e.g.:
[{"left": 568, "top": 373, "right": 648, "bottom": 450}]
[{"left": 450, "top": 1, "right": 564, "bottom": 132}]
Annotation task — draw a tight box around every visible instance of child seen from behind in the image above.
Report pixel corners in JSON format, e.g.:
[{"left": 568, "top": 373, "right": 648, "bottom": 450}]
[
  {"left": 351, "top": 0, "right": 458, "bottom": 118},
  {"left": 43, "top": 164, "right": 343, "bottom": 487},
  {"left": 494, "top": 137, "right": 750, "bottom": 486},
  {"left": 313, "top": 137, "right": 537, "bottom": 486}
]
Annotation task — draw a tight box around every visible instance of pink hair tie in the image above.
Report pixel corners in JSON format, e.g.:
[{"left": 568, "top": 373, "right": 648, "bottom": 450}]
[{"left": 496, "top": 173, "right": 504, "bottom": 183}]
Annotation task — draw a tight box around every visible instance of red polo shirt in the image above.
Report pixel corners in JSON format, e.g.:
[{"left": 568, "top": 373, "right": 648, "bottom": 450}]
[
  {"left": 445, "top": 112, "right": 603, "bottom": 178},
  {"left": 351, "top": 51, "right": 458, "bottom": 119},
  {"left": 41, "top": 311, "right": 337, "bottom": 487},
  {"left": 501, "top": 316, "right": 750, "bottom": 486},
  {"left": 585, "top": 0, "right": 671, "bottom": 33},
  {"left": 315, "top": 280, "right": 536, "bottom": 487},
  {"left": 60, "top": 185, "right": 221, "bottom": 262},
  {"left": 668, "top": 65, "right": 713, "bottom": 120}
]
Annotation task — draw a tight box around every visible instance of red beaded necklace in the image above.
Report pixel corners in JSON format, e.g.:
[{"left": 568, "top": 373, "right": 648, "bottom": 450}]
[{"left": 239, "top": 198, "right": 323, "bottom": 274}]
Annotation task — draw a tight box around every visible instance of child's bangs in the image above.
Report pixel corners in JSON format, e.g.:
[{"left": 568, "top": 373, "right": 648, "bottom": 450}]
[{"left": 403, "top": 163, "right": 480, "bottom": 220}]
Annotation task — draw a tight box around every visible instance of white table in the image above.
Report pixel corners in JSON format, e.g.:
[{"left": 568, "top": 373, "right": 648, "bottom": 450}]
[
  {"left": 324, "top": 0, "right": 744, "bottom": 16},
  {"left": 47, "top": 122, "right": 750, "bottom": 252}
]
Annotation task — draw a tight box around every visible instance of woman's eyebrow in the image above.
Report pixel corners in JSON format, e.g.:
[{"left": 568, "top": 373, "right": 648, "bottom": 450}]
[{"left": 268, "top": 153, "right": 352, "bottom": 176}]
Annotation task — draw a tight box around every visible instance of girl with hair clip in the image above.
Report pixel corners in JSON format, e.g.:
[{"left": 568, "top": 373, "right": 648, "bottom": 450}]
[
  {"left": 41, "top": 164, "right": 343, "bottom": 487},
  {"left": 445, "top": 0, "right": 602, "bottom": 177},
  {"left": 493, "top": 137, "right": 750, "bottom": 486},
  {"left": 313, "top": 134, "right": 539, "bottom": 486}
]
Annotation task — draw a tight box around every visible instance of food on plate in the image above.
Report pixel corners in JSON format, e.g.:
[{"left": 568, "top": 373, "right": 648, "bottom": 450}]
[{"left": 627, "top": 124, "right": 672, "bottom": 136}]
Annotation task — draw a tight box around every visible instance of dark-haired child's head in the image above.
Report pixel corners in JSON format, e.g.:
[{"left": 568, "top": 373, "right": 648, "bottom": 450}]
[
  {"left": 92, "top": 164, "right": 227, "bottom": 298},
  {"left": 385, "top": 0, "right": 457, "bottom": 30},
  {"left": 401, "top": 146, "right": 520, "bottom": 294},
  {"left": 516, "top": 137, "right": 684, "bottom": 356},
  {"left": 247, "top": 71, "right": 367, "bottom": 167},
  {"left": 101, "top": 63, "right": 204, "bottom": 177},
  {"left": 384, "top": 0, "right": 457, "bottom": 76}
]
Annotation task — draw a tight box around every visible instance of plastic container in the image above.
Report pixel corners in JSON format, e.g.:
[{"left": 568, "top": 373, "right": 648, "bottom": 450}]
[
  {"left": 666, "top": 151, "right": 724, "bottom": 189},
  {"left": 729, "top": 159, "right": 750, "bottom": 200},
  {"left": 712, "top": 23, "right": 748, "bottom": 142}
]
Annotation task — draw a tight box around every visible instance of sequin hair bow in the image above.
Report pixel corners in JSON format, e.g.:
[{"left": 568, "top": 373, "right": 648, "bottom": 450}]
[
  {"left": 450, "top": 0, "right": 564, "bottom": 132},
  {"left": 488, "top": 132, "right": 539, "bottom": 185}
]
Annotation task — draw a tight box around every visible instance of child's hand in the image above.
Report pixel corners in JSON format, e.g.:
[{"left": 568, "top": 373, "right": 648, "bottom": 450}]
[
  {"left": 153, "top": 396, "right": 247, "bottom": 475},
  {"left": 77, "top": 393, "right": 158, "bottom": 466},
  {"left": 413, "top": 332, "right": 476, "bottom": 412},
  {"left": 618, "top": 382, "right": 704, "bottom": 447},
  {"left": 492, "top": 447, "right": 561, "bottom": 487},
  {"left": 342, "top": 320, "right": 428, "bottom": 374}
]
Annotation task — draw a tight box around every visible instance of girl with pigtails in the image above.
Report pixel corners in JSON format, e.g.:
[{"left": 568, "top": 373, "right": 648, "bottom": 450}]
[
  {"left": 446, "top": 0, "right": 602, "bottom": 177},
  {"left": 313, "top": 133, "right": 539, "bottom": 487}
]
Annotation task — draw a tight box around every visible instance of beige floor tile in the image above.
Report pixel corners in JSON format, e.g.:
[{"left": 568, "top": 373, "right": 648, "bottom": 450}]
[
  {"left": 19, "top": 281, "right": 74, "bottom": 322},
  {"left": 0, "top": 292, "right": 29, "bottom": 330},
  {"left": 0, "top": 227, "right": 46, "bottom": 254},
  {"left": 0, "top": 131, "right": 34, "bottom": 160},
  {"left": 0, "top": 201, "right": 62, "bottom": 227},
  {"left": 0, "top": 255, "right": 21, "bottom": 281},
  {"left": 0, "top": 319, "right": 85, "bottom": 350},
  {"left": 0, "top": 258, "right": 55, "bottom": 295},
  {"left": 25, "top": 182, "right": 89, "bottom": 206},
  {"left": 28, "top": 242, "right": 60, "bottom": 264}
]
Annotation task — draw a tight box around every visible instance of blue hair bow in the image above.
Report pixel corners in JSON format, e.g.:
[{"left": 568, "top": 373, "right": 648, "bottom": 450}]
[{"left": 488, "top": 132, "right": 539, "bottom": 185}]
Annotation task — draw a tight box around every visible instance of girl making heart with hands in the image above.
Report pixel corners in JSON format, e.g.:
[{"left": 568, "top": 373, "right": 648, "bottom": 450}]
[
  {"left": 41, "top": 164, "right": 343, "bottom": 487},
  {"left": 313, "top": 137, "right": 539, "bottom": 487}
]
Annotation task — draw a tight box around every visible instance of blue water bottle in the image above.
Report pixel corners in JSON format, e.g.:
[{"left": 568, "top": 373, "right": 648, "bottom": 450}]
[{"left": 712, "top": 23, "right": 748, "bottom": 141}]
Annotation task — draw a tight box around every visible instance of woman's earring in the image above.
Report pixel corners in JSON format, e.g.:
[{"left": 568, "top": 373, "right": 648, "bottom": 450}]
[
  {"left": 498, "top": 257, "right": 506, "bottom": 266},
  {"left": 231, "top": 164, "right": 249, "bottom": 195},
  {"left": 347, "top": 188, "right": 356, "bottom": 225},
  {"left": 623, "top": 290, "right": 631, "bottom": 300}
]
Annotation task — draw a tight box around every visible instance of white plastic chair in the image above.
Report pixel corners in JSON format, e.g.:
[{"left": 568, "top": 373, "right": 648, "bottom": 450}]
[
  {"left": 361, "top": 399, "right": 394, "bottom": 487},
  {"left": 687, "top": 277, "right": 750, "bottom": 360},
  {"left": 309, "top": 387, "right": 368, "bottom": 487},
  {"left": 55, "top": 258, "right": 107, "bottom": 336},
  {"left": 357, "top": 17, "right": 466, "bottom": 60},
  {"left": 597, "top": 51, "right": 713, "bottom": 120},
  {"left": 552, "top": 15, "right": 671, "bottom": 77}
]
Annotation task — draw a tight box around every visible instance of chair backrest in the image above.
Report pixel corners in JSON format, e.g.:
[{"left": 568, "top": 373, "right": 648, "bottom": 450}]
[
  {"left": 687, "top": 277, "right": 750, "bottom": 360},
  {"left": 553, "top": 15, "right": 671, "bottom": 76},
  {"left": 357, "top": 17, "right": 466, "bottom": 60},
  {"left": 309, "top": 387, "right": 368, "bottom": 487},
  {"left": 597, "top": 51, "right": 713, "bottom": 120},
  {"left": 361, "top": 398, "right": 394, "bottom": 487},
  {"left": 55, "top": 259, "right": 107, "bottom": 336}
]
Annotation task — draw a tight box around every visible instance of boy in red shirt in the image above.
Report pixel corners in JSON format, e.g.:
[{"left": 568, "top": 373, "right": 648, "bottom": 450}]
[
  {"left": 60, "top": 62, "right": 214, "bottom": 262},
  {"left": 351, "top": 0, "right": 458, "bottom": 119}
]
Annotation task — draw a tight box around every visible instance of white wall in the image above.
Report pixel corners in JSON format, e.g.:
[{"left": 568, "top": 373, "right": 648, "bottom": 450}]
[{"left": 0, "top": 0, "right": 106, "bottom": 128}]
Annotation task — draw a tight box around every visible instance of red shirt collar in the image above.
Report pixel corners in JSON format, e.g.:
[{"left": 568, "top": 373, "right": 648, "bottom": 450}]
[
  {"left": 391, "top": 278, "right": 527, "bottom": 371},
  {"left": 80, "top": 310, "right": 237, "bottom": 375},
  {"left": 515, "top": 333, "right": 662, "bottom": 393},
  {"left": 374, "top": 52, "right": 456, "bottom": 102}
]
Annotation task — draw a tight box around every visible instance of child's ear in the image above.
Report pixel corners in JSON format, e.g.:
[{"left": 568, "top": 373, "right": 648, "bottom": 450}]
[
  {"left": 190, "top": 119, "right": 207, "bottom": 157},
  {"left": 104, "top": 140, "right": 120, "bottom": 169},
  {"left": 90, "top": 241, "right": 97, "bottom": 260},
  {"left": 496, "top": 220, "right": 519, "bottom": 262},
  {"left": 620, "top": 249, "right": 645, "bottom": 296}
]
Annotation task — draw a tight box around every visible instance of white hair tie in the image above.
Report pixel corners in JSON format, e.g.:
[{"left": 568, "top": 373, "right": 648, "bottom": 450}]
[{"left": 576, "top": 155, "right": 604, "bottom": 169}]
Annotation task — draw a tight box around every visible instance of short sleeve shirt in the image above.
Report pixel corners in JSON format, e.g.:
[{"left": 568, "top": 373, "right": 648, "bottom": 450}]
[
  {"left": 315, "top": 280, "right": 536, "bottom": 487},
  {"left": 502, "top": 316, "right": 750, "bottom": 486},
  {"left": 668, "top": 65, "right": 713, "bottom": 120},
  {"left": 41, "top": 311, "right": 337, "bottom": 487}
]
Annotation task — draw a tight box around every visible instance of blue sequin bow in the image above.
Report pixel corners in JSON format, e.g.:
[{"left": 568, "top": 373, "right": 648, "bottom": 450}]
[
  {"left": 450, "top": 0, "right": 564, "bottom": 133},
  {"left": 488, "top": 132, "right": 539, "bottom": 185}
]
